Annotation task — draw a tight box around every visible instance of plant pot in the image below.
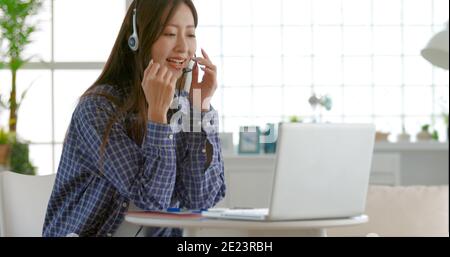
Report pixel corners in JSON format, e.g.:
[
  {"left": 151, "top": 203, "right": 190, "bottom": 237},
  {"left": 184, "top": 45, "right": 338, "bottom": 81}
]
[{"left": 0, "top": 144, "right": 11, "bottom": 165}]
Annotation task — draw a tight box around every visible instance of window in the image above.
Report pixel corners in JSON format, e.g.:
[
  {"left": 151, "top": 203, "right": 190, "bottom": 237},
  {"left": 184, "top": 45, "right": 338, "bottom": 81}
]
[{"left": 1, "top": 0, "right": 448, "bottom": 174}]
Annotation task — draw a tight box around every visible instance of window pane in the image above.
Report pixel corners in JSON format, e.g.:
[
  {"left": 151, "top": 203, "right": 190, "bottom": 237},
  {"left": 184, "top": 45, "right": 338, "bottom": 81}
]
[
  {"left": 222, "top": 0, "right": 252, "bottom": 26},
  {"left": 222, "top": 27, "right": 252, "bottom": 56},
  {"left": 374, "top": 87, "right": 402, "bottom": 116},
  {"left": 54, "top": 70, "right": 101, "bottom": 143},
  {"left": 252, "top": 0, "right": 281, "bottom": 26},
  {"left": 342, "top": 0, "right": 371, "bottom": 25},
  {"left": 253, "top": 87, "right": 282, "bottom": 116},
  {"left": 404, "top": 0, "right": 432, "bottom": 25},
  {"left": 403, "top": 26, "right": 434, "bottom": 56},
  {"left": 434, "top": 86, "right": 449, "bottom": 115},
  {"left": 222, "top": 57, "right": 252, "bottom": 87},
  {"left": 343, "top": 27, "right": 372, "bottom": 56},
  {"left": 194, "top": 0, "right": 221, "bottom": 26},
  {"left": 24, "top": 0, "right": 52, "bottom": 62},
  {"left": 0, "top": 71, "right": 12, "bottom": 128},
  {"left": 373, "top": 27, "right": 402, "bottom": 55},
  {"left": 373, "top": 0, "right": 402, "bottom": 25},
  {"left": 312, "top": 0, "right": 342, "bottom": 25},
  {"left": 433, "top": 0, "right": 450, "bottom": 25},
  {"left": 373, "top": 57, "right": 402, "bottom": 86},
  {"left": 343, "top": 86, "right": 373, "bottom": 116},
  {"left": 313, "top": 57, "right": 343, "bottom": 86},
  {"left": 29, "top": 144, "right": 53, "bottom": 176},
  {"left": 343, "top": 57, "right": 372, "bottom": 86},
  {"left": 283, "top": 57, "right": 312, "bottom": 86},
  {"left": 16, "top": 70, "right": 52, "bottom": 143},
  {"left": 434, "top": 69, "right": 449, "bottom": 86},
  {"left": 314, "top": 27, "right": 342, "bottom": 57},
  {"left": 283, "top": 87, "right": 313, "bottom": 117},
  {"left": 253, "top": 57, "right": 282, "bottom": 86},
  {"left": 54, "top": 0, "right": 125, "bottom": 61},
  {"left": 404, "top": 87, "right": 433, "bottom": 115},
  {"left": 223, "top": 88, "right": 253, "bottom": 116},
  {"left": 282, "top": 0, "right": 312, "bottom": 25},
  {"left": 404, "top": 56, "right": 433, "bottom": 86},
  {"left": 210, "top": 86, "right": 223, "bottom": 114},
  {"left": 253, "top": 27, "right": 282, "bottom": 57},
  {"left": 283, "top": 27, "right": 313, "bottom": 56},
  {"left": 197, "top": 27, "right": 222, "bottom": 57}
]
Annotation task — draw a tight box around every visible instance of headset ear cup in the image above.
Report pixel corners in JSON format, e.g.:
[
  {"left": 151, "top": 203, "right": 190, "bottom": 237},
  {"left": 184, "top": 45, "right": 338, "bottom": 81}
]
[{"left": 128, "top": 34, "right": 139, "bottom": 51}]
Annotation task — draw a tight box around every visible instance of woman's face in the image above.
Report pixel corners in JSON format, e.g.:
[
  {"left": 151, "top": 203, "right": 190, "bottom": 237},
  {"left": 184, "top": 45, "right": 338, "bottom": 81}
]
[{"left": 151, "top": 3, "right": 197, "bottom": 79}]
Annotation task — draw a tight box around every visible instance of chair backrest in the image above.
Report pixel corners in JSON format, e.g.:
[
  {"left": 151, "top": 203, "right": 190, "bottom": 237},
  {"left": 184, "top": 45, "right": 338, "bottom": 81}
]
[{"left": 0, "top": 171, "right": 56, "bottom": 237}]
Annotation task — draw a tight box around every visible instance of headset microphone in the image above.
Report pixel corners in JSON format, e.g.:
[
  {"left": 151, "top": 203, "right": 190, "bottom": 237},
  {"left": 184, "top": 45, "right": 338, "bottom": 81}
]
[{"left": 182, "top": 59, "right": 196, "bottom": 74}]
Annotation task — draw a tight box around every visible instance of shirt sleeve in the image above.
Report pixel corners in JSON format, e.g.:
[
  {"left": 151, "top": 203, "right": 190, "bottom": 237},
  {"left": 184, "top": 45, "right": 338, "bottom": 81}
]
[
  {"left": 174, "top": 106, "right": 226, "bottom": 209},
  {"left": 74, "top": 94, "right": 177, "bottom": 210}
]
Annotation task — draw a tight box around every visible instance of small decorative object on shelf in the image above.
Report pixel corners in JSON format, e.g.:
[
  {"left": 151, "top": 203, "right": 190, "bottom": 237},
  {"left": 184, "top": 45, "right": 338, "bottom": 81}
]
[
  {"left": 289, "top": 116, "right": 302, "bottom": 123},
  {"left": 375, "top": 131, "right": 390, "bottom": 142},
  {"left": 308, "top": 93, "right": 332, "bottom": 123},
  {"left": 416, "top": 124, "right": 436, "bottom": 142},
  {"left": 238, "top": 126, "right": 260, "bottom": 154},
  {"left": 397, "top": 126, "right": 411, "bottom": 143},
  {"left": 261, "top": 123, "right": 277, "bottom": 154}
]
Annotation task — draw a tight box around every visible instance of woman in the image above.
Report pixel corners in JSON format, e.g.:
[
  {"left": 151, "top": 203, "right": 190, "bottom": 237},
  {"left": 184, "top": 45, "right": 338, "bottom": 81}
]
[{"left": 43, "top": 0, "right": 225, "bottom": 237}]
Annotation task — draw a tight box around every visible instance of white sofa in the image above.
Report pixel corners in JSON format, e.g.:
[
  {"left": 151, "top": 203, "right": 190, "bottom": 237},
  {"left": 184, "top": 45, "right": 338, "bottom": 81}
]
[{"left": 327, "top": 185, "right": 449, "bottom": 237}]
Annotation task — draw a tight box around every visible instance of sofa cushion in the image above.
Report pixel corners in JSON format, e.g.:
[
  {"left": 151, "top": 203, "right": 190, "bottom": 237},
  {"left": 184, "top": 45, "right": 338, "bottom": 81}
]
[{"left": 327, "top": 185, "right": 449, "bottom": 237}]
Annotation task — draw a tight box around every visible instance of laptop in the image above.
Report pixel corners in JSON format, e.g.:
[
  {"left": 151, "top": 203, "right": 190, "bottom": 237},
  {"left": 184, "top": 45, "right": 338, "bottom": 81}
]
[{"left": 202, "top": 123, "right": 376, "bottom": 221}]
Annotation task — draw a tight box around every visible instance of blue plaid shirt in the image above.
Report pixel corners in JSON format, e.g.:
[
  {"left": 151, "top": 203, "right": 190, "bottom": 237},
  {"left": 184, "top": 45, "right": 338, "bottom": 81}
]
[{"left": 43, "top": 84, "right": 225, "bottom": 237}]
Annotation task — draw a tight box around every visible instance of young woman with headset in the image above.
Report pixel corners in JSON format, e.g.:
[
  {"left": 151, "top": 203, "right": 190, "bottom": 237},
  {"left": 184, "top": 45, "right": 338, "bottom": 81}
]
[{"left": 43, "top": 0, "right": 225, "bottom": 237}]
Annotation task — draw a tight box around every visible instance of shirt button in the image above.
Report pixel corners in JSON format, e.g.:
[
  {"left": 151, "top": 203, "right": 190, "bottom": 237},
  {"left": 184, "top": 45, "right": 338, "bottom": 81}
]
[
  {"left": 168, "top": 134, "right": 174, "bottom": 140},
  {"left": 202, "top": 148, "right": 206, "bottom": 153},
  {"left": 122, "top": 202, "right": 128, "bottom": 208},
  {"left": 107, "top": 233, "right": 113, "bottom": 237},
  {"left": 210, "top": 120, "right": 214, "bottom": 125}
]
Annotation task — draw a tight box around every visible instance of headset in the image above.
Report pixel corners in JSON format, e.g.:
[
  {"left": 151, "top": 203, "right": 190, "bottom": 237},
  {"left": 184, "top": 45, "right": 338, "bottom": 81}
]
[{"left": 128, "top": 2, "right": 139, "bottom": 52}]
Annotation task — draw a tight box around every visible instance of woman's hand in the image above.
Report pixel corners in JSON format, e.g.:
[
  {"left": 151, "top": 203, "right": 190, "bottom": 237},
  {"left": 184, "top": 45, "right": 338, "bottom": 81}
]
[
  {"left": 190, "top": 49, "right": 218, "bottom": 112},
  {"left": 142, "top": 60, "right": 177, "bottom": 124}
]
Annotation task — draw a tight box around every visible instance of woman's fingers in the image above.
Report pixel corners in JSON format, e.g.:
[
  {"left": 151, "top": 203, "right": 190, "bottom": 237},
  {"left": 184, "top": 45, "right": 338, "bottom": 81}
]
[
  {"left": 201, "top": 48, "right": 210, "bottom": 61},
  {"left": 163, "top": 69, "right": 173, "bottom": 84},
  {"left": 194, "top": 57, "right": 216, "bottom": 72},
  {"left": 156, "top": 65, "right": 168, "bottom": 81},
  {"left": 147, "top": 60, "right": 161, "bottom": 78}
]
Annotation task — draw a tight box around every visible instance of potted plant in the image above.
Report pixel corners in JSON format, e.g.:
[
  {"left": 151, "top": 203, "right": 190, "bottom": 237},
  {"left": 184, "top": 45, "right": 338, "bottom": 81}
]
[
  {"left": 0, "top": 128, "right": 14, "bottom": 166},
  {"left": 0, "top": 0, "right": 43, "bottom": 132},
  {"left": 416, "top": 124, "right": 439, "bottom": 142},
  {"left": 0, "top": 0, "right": 42, "bottom": 174}
]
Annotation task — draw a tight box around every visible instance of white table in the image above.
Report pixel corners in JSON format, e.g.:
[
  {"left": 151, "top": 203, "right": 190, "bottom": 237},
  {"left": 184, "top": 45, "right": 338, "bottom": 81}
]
[{"left": 125, "top": 212, "right": 368, "bottom": 237}]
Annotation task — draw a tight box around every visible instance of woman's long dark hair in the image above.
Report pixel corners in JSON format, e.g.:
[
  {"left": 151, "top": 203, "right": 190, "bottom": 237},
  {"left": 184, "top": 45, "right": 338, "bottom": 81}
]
[{"left": 81, "top": 0, "right": 198, "bottom": 159}]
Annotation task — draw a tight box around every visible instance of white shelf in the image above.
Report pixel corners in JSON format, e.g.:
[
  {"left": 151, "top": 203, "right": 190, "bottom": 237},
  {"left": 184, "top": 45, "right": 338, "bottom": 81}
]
[
  {"left": 374, "top": 142, "right": 449, "bottom": 151},
  {"left": 224, "top": 142, "right": 448, "bottom": 158}
]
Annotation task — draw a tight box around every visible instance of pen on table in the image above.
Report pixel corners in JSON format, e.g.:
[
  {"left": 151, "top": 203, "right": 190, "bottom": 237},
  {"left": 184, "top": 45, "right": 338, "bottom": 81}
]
[{"left": 166, "top": 208, "right": 207, "bottom": 213}]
